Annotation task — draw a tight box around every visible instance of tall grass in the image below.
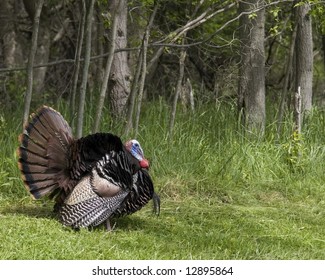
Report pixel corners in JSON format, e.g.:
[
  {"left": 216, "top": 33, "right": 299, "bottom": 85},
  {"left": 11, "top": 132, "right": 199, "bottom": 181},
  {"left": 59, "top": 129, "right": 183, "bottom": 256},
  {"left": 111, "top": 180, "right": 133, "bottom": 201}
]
[{"left": 1, "top": 99, "right": 325, "bottom": 259}]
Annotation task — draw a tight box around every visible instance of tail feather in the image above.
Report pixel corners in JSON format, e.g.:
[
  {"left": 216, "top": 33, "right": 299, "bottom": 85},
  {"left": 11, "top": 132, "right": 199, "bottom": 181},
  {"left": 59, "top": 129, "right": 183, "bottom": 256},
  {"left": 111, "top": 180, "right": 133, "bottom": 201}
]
[
  {"left": 30, "top": 181, "right": 58, "bottom": 197},
  {"left": 39, "top": 107, "right": 72, "bottom": 136},
  {"left": 18, "top": 106, "right": 73, "bottom": 199},
  {"left": 18, "top": 136, "right": 46, "bottom": 155},
  {"left": 19, "top": 148, "right": 48, "bottom": 166},
  {"left": 28, "top": 116, "right": 51, "bottom": 140},
  {"left": 26, "top": 178, "right": 57, "bottom": 189},
  {"left": 23, "top": 125, "right": 48, "bottom": 147},
  {"left": 17, "top": 162, "right": 46, "bottom": 174},
  {"left": 29, "top": 106, "right": 69, "bottom": 137},
  {"left": 47, "top": 137, "right": 69, "bottom": 169}
]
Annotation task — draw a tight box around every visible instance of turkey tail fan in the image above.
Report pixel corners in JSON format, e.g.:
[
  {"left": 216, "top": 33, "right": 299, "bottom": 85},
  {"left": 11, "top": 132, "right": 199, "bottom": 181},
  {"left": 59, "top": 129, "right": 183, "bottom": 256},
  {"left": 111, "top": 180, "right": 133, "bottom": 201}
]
[{"left": 17, "top": 106, "right": 73, "bottom": 199}]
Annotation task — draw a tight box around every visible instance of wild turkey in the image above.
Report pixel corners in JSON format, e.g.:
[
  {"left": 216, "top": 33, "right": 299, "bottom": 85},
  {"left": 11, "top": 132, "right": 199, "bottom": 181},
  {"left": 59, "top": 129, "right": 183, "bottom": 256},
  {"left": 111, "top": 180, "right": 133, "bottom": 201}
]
[{"left": 17, "top": 106, "right": 160, "bottom": 230}]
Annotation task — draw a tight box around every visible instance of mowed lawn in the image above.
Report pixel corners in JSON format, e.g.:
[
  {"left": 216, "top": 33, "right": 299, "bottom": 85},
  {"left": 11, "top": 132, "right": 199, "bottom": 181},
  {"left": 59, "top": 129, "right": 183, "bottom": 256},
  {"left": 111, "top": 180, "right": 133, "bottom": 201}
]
[
  {"left": 1, "top": 190, "right": 325, "bottom": 259},
  {"left": 1, "top": 103, "right": 325, "bottom": 259}
]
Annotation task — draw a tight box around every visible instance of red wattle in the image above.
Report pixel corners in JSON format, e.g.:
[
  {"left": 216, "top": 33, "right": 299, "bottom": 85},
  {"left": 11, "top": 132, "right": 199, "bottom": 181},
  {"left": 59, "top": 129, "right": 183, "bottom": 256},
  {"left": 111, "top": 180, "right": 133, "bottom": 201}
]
[{"left": 140, "top": 159, "right": 149, "bottom": 169}]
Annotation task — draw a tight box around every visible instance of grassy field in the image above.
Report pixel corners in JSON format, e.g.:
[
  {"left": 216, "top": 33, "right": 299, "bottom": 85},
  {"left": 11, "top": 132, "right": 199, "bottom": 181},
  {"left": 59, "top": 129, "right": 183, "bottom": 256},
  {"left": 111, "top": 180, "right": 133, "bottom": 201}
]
[{"left": 1, "top": 100, "right": 325, "bottom": 259}]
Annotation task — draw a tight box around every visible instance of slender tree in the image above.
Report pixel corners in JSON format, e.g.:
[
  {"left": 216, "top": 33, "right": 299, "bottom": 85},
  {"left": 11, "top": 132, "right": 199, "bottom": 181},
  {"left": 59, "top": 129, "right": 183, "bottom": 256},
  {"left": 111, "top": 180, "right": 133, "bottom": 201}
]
[
  {"left": 277, "top": 24, "right": 297, "bottom": 139},
  {"left": 23, "top": 0, "right": 50, "bottom": 97},
  {"left": 93, "top": 0, "right": 120, "bottom": 133},
  {"left": 124, "top": 3, "right": 158, "bottom": 136},
  {"left": 134, "top": 3, "right": 159, "bottom": 136},
  {"left": 169, "top": 40, "right": 187, "bottom": 140},
  {"left": 295, "top": 2, "right": 313, "bottom": 113},
  {"left": 0, "top": 0, "right": 24, "bottom": 68},
  {"left": 124, "top": 50, "right": 143, "bottom": 136},
  {"left": 322, "top": 35, "right": 325, "bottom": 70},
  {"left": 22, "top": 0, "right": 44, "bottom": 128},
  {"left": 238, "top": 0, "right": 266, "bottom": 136},
  {"left": 70, "top": 0, "right": 86, "bottom": 127},
  {"left": 76, "top": 0, "right": 95, "bottom": 138},
  {"left": 107, "top": 0, "right": 130, "bottom": 118}
]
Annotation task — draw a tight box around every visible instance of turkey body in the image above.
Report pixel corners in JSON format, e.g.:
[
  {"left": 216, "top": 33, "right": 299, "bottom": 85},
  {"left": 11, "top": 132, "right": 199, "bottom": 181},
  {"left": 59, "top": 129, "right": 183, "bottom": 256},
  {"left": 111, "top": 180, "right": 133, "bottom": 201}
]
[{"left": 17, "top": 106, "right": 160, "bottom": 230}]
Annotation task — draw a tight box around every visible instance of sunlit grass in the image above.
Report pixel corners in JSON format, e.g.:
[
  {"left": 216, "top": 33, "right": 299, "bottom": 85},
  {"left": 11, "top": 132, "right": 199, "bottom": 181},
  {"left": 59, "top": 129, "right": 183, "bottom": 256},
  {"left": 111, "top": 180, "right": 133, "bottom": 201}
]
[{"left": 1, "top": 100, "right": 325, "bottom": 259}]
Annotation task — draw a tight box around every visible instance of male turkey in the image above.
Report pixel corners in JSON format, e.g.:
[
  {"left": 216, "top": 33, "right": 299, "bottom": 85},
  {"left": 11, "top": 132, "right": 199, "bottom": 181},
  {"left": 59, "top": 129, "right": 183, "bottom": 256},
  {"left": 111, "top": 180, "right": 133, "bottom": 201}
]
[{"left": 17, "top": 106, "right": 160, "bottom": 230}]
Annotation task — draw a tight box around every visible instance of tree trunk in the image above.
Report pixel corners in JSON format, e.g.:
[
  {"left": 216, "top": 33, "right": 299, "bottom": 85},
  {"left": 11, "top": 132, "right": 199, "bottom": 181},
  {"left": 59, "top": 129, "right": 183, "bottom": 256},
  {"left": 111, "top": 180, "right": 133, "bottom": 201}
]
[
  {"left": 76, "top": 0, "right": 95, "bottom": 138},
  {"left": 95, "top": 5, "right": 105, "bottom": 87},
  {"left": 23, "top": 0, "right": 50, "bottom": 97},
  {"left": 238, "top": 0, "right": 266, "bottom": 136},
  {"left": 0, "top": 0, "right": 24, "bottom": 68},
  {"left": 134, "top": 3, "right": 158, "bottom": 136},
  {"left": 322, "top": 35, "right": 325, "bottom": 71},
  {"left": 70, "top": 0, "right": 86, "bottom": 127},
  {"left": 93, "top": 0, "right": 120, "bottom": 133},
  {"left": 22, "top": 0, "right": 44, "bottom": 128},
  {"left": 169, "top": 44, "right": 187, "bottom": 140},
  {"left": 294, "top": 86, "right": 302, "bottom": 134},
  {"left": 124, "top": 50, "right": 143, "bottom": 136},
  {"left": 107, "top": 0, "right": 130, "bottom": 118},
  {"left": 295, "top": 3, "right": 313, "bottom": 113},
  {"left": 0, "top": 0, "right": 25, "bottom": 108},
  {"left": 277, "top": 24, "right": 297, "bottom": 139}
]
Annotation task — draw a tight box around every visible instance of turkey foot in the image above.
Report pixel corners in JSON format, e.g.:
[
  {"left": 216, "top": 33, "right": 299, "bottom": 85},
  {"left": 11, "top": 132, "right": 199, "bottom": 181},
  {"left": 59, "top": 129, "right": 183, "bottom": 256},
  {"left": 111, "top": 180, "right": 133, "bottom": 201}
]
[{"left": 105, "top": 219, "right": 116, "bottom": 231}]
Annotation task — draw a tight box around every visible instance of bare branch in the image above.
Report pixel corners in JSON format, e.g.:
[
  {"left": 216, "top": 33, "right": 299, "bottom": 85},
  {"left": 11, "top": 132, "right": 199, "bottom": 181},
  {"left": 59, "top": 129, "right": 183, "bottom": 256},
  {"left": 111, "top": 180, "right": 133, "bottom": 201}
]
[
  {"left": 154, "top": 2, "right": 236, "bottom": 45},
  {"left": 152, "top": 0, "right": 295, "bottom": 48},
  {"left": 52, "top": 18, "right": 70, "bottom": 43},
  {"left": 0, "top": 0, "right": 297, "bottom": 76}
]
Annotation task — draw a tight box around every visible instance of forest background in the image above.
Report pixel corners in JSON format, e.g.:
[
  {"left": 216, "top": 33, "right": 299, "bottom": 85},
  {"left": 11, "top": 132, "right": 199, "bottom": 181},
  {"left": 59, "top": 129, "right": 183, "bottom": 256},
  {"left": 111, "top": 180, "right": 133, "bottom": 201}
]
[{"left": 1, "top": 0, "right": 325, "bottom": 259}]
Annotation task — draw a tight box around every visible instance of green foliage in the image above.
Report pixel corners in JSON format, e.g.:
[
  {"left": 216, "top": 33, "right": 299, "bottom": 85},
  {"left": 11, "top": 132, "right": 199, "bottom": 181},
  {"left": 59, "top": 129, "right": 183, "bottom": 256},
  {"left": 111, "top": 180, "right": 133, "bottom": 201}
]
[
  {"left": 282, "top": 130, "right": 306, "bottom": 172},
  {"left": 309, "top": 0, "right": 325, "bottom": 34},
  {"left": 0, "top": 114, "right": 5, "bottom": 131},
  {"left": 270, "top": 5, "right": 281, "bottom": 20},
  {"left": 248, "top": 12, "right": 257, "bottom": 20},
  {"left": 0, "top": 73, "right": 26, "bottom": 109},
  {"left": 267, "top": 5, "right": 281, "bottom": 37},
  {"left": 2, "top": 101, "right": 325, "bottom": 259}
]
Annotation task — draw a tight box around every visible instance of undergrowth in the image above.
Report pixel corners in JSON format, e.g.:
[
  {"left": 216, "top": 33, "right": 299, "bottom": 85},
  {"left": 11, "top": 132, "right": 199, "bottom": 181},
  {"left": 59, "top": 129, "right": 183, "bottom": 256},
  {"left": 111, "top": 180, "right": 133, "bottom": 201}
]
[{"left": 1, "top": 100, "right": 325, "bottom": 259}]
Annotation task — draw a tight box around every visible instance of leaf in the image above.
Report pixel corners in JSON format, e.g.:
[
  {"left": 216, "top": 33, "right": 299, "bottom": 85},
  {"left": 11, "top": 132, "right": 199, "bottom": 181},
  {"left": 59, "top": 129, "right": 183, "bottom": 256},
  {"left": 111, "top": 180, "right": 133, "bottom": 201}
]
[{"left": 248, "top": 12, "right": 257, "bottom": 19}]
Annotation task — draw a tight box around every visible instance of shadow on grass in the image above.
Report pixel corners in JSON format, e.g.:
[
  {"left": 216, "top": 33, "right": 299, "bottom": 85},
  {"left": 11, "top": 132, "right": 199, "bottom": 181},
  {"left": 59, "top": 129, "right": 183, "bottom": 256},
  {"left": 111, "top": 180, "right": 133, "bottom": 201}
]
[
  {"left": 0, "top": 202, "right": 164, "bottom": 233},
  {"left": 0, "top": 203, "right": 56, "bottom": 219},
  {"left": 110, "top": 214, "right": 161, "bottom": 231}
]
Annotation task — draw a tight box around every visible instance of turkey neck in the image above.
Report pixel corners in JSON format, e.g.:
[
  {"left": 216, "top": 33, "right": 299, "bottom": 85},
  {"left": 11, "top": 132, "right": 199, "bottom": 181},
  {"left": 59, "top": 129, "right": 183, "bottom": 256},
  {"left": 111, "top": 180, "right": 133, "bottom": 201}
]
[{"left": 122, "top": 145, "right": 142, "bottom": 175}]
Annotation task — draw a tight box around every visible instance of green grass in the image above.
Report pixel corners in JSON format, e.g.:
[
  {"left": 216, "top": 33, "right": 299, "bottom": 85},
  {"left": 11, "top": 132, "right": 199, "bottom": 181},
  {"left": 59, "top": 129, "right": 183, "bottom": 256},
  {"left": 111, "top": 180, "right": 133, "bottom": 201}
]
[{"left": 1, "top": 100, "right": 325, "bottom": 259}]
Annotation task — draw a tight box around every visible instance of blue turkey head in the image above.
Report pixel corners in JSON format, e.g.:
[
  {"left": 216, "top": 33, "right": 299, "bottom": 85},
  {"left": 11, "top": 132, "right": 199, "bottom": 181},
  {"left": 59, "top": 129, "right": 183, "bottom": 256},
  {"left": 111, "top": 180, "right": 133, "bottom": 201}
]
[{"left": 125, "top": 139, "right": 149, "bottom": 169}]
